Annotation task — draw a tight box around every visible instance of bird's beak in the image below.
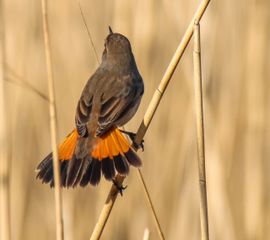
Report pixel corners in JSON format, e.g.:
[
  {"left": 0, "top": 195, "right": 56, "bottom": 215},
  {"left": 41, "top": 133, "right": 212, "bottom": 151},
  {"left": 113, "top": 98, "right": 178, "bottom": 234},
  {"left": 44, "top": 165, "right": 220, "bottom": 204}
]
[{"left": 108, "top": 26, "right": 113, "bottom": 34}]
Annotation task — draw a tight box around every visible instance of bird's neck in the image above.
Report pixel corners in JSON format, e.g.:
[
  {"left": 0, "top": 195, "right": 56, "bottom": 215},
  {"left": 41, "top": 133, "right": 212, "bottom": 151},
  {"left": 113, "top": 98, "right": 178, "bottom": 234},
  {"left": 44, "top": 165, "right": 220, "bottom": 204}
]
[{"left": 103, "top": 53, "right": 136, "bottom": 74}]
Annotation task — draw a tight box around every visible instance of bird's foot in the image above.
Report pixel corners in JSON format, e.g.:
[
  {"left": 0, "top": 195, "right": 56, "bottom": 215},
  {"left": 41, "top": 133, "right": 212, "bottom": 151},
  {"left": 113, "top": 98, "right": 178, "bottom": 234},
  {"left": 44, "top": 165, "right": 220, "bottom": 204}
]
[
  {"left": 112, "top": 179, "right": 127, "bottom": 196},
  {"left": 120, "top": 130, "right": 144, "bottom": 151}
]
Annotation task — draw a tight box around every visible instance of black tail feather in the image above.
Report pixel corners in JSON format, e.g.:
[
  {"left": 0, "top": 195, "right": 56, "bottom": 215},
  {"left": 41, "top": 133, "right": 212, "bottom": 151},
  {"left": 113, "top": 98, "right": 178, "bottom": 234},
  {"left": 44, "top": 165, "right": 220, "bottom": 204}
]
[
  {"left": 73, "top": 158, "right": 90, "bottom": 187},
  {"left": 60, "top": 161, "right": 68, "bottom": 187},
  {"left": 66, "top": 157, "right": 83, "bottom": 187},
  {"left": 124, "top": 149, "right": 142, "bottom": 167},
  {"left": 89, "top": 159, "right": 102, "bottom": 186},
  {"left": 101, "top": 157, "right": 116, "bottom": 180},
  {"left": 36, "top": 149, "right": 141, "bottom": 187},
  {"left": 79, "top": 156, "right": 93, "bottom": 187},
  {"left": 114, "top": 154, "right": 129, "bottom": 175}
]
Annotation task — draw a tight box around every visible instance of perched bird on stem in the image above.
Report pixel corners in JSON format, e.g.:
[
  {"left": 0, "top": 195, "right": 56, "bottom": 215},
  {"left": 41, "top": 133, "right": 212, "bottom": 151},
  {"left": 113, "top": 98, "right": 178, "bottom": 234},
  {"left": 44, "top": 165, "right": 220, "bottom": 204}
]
[{"left": 36, "top": 27, "right": 144, "bottom": 188}]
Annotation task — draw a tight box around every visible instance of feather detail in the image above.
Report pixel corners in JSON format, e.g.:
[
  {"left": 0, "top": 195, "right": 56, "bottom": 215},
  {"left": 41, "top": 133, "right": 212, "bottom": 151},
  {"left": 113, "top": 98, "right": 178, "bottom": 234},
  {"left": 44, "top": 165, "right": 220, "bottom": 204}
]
[{"left": 36, "top": 128, "right": 141, "bottom": 187}]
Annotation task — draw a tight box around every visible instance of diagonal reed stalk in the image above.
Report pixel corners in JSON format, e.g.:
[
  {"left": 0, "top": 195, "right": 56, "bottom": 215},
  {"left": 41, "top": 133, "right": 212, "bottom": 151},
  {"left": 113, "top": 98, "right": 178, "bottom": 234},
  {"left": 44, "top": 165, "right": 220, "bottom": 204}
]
[
  {"left": 193, "top": 21, "right": 209, "bottom": 240},
  {"left": 76, "top": 5, "right": 166, "bottom": 239},
  {"left": 78, "top": 1, "right": 100, "bottom": 65},
  {"left": 0, "top": 1, "right": 11, "bottom": 239},
  {"left": 5, "top": 66, "right": 49, "bottom": 101},
  {"left": 137, "top": 169, "right": 165, "bottom": 240},
  {"left": 90, "top": 0, "right": 211, "bottom": 239},
  {"left": 40, "top": 1, "right": 64, "bottom": 240}
]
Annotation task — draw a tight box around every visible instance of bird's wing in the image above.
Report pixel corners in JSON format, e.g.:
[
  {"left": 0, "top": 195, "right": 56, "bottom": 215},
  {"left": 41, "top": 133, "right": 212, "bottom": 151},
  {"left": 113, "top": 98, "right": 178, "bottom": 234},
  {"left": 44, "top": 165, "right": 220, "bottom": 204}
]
[
  {"left": 75, "top": 71, "right": 142, "bottom": 137},
  {"left": 97, "top": 82, "right": 139, "bottom": 135}
]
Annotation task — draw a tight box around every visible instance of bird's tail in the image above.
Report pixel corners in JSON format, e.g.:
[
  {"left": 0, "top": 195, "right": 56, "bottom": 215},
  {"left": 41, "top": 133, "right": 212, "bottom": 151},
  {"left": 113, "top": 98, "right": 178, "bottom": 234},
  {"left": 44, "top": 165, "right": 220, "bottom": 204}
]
[{"left": 36, "top": 128, "right": 141, "bottom": 187}]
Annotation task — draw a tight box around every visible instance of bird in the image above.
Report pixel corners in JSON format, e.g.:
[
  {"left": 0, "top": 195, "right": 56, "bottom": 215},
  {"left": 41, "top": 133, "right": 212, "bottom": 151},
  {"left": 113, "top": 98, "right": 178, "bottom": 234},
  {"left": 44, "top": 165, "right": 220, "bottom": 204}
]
[{"left": 36, "top": 27, "right": 144, "bottom": 188}]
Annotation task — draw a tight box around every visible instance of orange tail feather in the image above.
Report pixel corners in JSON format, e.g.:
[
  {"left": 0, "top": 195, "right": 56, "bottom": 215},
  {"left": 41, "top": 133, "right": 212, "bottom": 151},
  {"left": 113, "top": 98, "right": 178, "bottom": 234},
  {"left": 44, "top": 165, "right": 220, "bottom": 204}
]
[{"left": 36, "top": 128, "right": 141, "bottom": 187}]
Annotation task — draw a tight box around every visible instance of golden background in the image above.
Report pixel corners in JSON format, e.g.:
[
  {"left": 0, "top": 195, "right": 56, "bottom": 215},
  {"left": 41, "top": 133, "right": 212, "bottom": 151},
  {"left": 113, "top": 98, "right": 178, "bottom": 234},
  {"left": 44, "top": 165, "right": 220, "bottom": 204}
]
[{"left": 2, "top": 0, "right": 270, "bottom": 239}]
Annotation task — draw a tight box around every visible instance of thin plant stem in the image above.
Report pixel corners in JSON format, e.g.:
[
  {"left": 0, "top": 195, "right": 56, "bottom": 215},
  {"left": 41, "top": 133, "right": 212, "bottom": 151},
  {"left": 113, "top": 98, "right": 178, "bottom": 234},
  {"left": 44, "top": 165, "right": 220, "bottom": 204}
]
[
  {"left": 0, "top": 0, "right": 11, "bottom": 239},
  {"left": 78, "top": 1, "right": 100, "bottom": 64},
  {"left": 89, "top": 1, "right": 211, "bottom": 239},
  {"left": 40, "top": 1, "right": 64, "bottom": 240},
  {"left": 134, "top": 0, "right": 211, "bottom": 143},
  {"left": 77, "top": 4, "right": 166, "bottom": 239},
  {"left": 137, "top": 169, "right": 165, "bottom": 240},
  {"left": 193, "top": 21, "right": 209, "bottom": 240},
  {"left": 5, "top": 73, "right": 49, "bottom": 102}
]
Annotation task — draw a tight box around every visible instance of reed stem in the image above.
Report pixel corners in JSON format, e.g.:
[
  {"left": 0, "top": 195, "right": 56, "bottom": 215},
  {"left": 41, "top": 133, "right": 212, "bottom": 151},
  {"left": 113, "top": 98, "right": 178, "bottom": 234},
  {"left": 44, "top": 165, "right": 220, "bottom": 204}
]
[
  {"left": 90, "top": 1, "right": 211, "bottom": 239},
  {"left": 40, "top": 1, "right": 64, "bottom": 239},
  {"left": 193, "top": 21, "right": 210, "bottom": 240},
  {"left": 0, "top": 1, "right": 11, "bottom": 239}
]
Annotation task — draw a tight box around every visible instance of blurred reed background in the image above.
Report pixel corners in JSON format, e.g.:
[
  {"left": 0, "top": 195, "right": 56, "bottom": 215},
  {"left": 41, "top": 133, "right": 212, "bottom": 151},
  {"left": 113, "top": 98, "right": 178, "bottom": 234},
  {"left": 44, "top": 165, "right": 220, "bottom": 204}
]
[{"left": 1, "top": 0, "right": 270, "bottom": 239}]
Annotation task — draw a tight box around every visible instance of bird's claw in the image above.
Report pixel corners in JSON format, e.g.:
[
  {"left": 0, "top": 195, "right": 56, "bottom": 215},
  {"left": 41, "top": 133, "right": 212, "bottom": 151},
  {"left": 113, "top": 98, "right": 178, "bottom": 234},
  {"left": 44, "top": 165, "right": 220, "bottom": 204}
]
[
  {"left": 112, "top": 179, "right": 127, "bottom": 196},
  {"left": 120, "top": 130, "right": 144, "bottom": 151},
  {"left": 133, "top": 139, "right": 144, "bottom": 151}
]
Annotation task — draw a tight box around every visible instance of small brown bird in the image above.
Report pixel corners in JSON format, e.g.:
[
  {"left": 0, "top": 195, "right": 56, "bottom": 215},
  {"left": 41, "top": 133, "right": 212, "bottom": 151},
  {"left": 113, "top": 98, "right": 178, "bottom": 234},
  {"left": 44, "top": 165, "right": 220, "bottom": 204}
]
[{"left": 36, "top": 27, "right": 144, "bottom": 187}]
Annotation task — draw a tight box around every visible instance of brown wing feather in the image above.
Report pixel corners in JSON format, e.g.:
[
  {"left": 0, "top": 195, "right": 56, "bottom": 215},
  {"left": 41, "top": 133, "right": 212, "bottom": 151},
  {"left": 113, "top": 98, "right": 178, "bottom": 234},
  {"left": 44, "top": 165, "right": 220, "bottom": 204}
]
[
  {"left": 75, "top": 71, "right": 142, "bottom": 138},
  {"left": 96, "top": 87, "right": 137, "bottom": 135}
]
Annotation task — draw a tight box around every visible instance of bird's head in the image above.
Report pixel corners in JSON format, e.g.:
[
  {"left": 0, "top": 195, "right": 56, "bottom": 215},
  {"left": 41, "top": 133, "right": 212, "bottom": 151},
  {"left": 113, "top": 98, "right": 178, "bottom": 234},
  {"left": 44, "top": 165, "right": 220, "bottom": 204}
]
[{"left": 103, "top": 26, "right": 132, "bottom": 55}]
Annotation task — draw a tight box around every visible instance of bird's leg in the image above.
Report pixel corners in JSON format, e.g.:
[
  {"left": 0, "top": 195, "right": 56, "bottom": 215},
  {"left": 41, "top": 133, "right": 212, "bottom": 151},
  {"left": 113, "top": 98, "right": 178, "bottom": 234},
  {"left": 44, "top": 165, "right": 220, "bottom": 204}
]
[
  {"left": 120, "top": 130, "right": 144, "bottom": 151},
  {"left": 112, "top": 179, "right": 127, "bottom": 196}
]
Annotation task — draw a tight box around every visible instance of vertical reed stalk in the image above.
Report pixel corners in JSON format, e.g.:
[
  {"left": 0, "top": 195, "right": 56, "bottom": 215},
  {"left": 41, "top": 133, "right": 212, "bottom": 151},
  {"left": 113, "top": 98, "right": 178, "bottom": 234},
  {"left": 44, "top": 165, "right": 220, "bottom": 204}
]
[
  {"left": 90, "top": 1, "right": 211, "bottom": 239},
  {"left": 193, "top": 21, "right": 209, "bottom": 240},
  {"left": 0, "top": 1, "right": 11, "bottom": 239},
  {"left": 40, "top": 1, "right": 64, "bottom": 240},
  {"left": 134, "top": 0, "right": 211, "bottom": 143}
]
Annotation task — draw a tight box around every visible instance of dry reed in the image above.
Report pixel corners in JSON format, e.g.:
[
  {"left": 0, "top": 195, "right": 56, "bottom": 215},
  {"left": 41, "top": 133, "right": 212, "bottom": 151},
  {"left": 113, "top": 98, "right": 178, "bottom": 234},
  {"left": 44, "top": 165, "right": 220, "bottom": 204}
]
[
  {"left": 76, "top": 4, "right": 165, "bottom": 239},
  {"left": 78, "top": 1, "right": 100, "bottom": 65},
  {"left": 193, "top": 21, "right": 209, "bottom": 240},
  {"left": 5, "top": 65, "right": 48, "bottom": 101},
  {"left": 40, "top": 1, "right": 64, "bottom": 240},
  {"left": 137, "top": 169, "right": 165, "bottom": 240},
  {"left": 3, "top": 0, "right": 269, "bottom": 239},
  {"left": 143, "top": 228, "right": 150, "bottom": 240},
  {"left": 0, "top": 2, "right": 11, "bottom": 239},
  {"left": 90, "top": 0, "right": 211, "bottom": 239}
]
